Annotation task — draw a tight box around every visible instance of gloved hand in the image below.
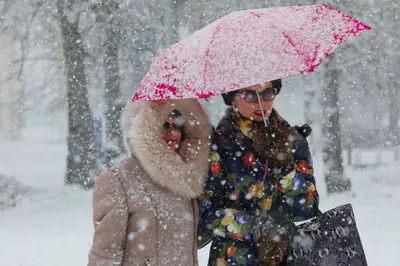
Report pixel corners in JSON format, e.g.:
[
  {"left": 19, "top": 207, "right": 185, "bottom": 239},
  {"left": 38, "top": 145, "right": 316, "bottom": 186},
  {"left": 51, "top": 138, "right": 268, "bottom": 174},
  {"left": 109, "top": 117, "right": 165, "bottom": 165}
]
[
  {"left": 294, "top": 124, "right": 312, "bottom": 139},
  {"left": 251, "top": 211, "right": 295, "bottom": 266},
  {"left": 253, "top": 125, "right": 295, "bottom": 174},
  {"left": 256, "top": 234, "right": 288, "bottom": 266}
]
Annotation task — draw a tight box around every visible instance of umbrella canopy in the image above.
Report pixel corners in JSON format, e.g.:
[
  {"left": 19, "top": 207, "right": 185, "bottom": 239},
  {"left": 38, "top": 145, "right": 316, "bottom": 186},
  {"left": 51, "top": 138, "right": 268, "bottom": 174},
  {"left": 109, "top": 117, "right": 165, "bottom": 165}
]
[{"left": 133, "top": 4, "right": 370, "bottom": 101}]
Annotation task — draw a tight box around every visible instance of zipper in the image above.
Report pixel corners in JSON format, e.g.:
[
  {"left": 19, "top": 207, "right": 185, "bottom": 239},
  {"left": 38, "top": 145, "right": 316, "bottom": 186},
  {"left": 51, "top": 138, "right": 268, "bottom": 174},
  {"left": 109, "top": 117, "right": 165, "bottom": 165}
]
[
  {"left": 141, "top": 178, "right": 159, "bottom": 266},
  {"left": 192, "top": 199, "right": 197, "bottom": 266}
]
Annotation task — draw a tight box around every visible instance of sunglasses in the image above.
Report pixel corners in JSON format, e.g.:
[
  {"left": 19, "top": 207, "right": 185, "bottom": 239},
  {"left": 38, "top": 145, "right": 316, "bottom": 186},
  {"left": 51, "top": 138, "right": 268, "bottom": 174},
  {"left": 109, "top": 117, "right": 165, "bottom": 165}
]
[
  {"left": 162, "top": 121, "right": 184, "bottom": 132},
  {"left": 239, "top": 87, "right": 278, "bottom": 103}
]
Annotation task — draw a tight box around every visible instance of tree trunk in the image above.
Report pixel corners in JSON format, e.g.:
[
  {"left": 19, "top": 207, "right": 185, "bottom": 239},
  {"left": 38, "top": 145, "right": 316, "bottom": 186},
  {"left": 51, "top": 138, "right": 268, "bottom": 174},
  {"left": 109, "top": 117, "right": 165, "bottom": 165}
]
[
  {"left": 302, "top": 1, "right": 320, "bottom": 149},
  {"left": 103, "top": 25, "right": 125, "bottom": 166},
  {"left": 388, "top": 82, "right": 400, "bottom": 144},
  {"left": 91, "top": 0, "right": 126, "bottom": 167},
  {"left": 321, "top": 53, "right": 351, "bottom": 194},
  {"left": 386, "top": 1, "right": 400, "bottom": 145},
  {"left": 58, "top": 1, "right": 96, "bottom": 189},
  {"left": 162, "top": 0, "right": 180, "bottom": 48}
]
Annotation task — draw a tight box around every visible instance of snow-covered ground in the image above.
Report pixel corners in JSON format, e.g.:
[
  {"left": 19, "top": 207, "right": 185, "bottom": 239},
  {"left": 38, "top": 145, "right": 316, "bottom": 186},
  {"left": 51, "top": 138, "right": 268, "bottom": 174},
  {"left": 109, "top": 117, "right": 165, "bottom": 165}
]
[{"left": 0, "top": 141, "right": 399, "bottom": 266}]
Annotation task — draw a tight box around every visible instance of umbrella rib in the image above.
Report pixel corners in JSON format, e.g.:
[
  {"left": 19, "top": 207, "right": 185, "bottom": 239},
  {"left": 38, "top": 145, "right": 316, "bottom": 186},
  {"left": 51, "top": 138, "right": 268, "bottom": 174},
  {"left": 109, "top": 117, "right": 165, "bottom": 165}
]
[
  {"left": 202, "top": 23, "right": 223, "bottom": 97},
  {"left": 256, "top": 90, "right": 268, "bottom": 126}
]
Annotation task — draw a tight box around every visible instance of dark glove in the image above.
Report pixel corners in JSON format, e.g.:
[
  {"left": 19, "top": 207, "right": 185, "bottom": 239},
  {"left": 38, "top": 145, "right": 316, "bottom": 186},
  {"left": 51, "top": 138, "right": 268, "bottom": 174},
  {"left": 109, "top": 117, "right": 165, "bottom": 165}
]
[
  {"left": 196, "top": 198, "right": 214, "bottom": 249},
  {"left": 294, "top": 124, "right": 312, "bottom": 139},
  {"left": 251, "top": 210, "right": 295, "bottom": 266},
  {"left": 253, "top": 125, "right": 295, "bottom": 174},
  {"left": 256, "top": 234, "right": 288, "bottom": 266}
]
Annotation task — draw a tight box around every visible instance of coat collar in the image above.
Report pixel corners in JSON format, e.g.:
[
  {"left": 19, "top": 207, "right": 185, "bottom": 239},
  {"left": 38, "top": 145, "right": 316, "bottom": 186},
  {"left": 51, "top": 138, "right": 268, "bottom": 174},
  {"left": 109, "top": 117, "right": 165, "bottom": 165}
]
[
  {"left": 127, "top": 100, "right": 212, "bottom": 199},
  {"left": 217, "top": 107, "right": 288, "bottom": 139}
]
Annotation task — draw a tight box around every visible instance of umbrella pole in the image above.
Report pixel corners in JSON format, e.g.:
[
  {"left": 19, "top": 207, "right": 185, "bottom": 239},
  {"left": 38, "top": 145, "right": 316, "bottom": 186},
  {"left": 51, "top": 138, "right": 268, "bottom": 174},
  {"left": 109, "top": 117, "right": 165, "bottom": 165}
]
[{"left": 256, "top": 90, "right": 268, "bottom": 127}]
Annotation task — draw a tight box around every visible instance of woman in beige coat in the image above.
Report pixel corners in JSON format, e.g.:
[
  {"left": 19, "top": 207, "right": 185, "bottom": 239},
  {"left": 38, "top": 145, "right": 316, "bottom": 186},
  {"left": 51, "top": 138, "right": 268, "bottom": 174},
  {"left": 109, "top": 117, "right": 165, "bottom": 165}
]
[{"left": 88, "top": 99, "right": 212, "bottom": 266}]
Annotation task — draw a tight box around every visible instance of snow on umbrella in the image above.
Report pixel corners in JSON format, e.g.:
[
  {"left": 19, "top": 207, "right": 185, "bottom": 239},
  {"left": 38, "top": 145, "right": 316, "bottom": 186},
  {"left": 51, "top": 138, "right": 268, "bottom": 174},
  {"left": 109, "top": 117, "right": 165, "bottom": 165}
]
[{"left": 132, "top": 4, "right": 371, "bottom": 101}]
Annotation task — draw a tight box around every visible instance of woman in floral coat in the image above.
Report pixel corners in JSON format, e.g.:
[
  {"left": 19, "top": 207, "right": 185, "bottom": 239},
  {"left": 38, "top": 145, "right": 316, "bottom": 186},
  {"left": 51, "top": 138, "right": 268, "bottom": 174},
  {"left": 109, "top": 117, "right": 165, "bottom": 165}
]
[{"left": 198, "top": 80, "right": 319, "bottom": 266}]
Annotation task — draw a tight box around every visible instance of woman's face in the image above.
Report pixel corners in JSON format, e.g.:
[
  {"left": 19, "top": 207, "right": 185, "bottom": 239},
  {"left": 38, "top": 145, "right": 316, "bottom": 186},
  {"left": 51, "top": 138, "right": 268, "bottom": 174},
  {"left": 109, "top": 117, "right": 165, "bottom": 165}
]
[
  {"left": 232, "top": 82, "right": 275, "bottom": 122},
  {"left": 161, "top": 115, "right": 183, "bottom": 151}
]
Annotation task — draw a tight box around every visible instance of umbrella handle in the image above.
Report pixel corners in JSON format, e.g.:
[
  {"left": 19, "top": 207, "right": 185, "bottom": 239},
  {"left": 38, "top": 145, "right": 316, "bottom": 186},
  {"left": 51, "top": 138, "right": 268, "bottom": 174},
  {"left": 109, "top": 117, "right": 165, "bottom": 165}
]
[
  {"left": 263, "top": 159, "right": 268, "bottom": 181},
  {"left": 255, "top": 90, "right": 268, "bottom": 126}
]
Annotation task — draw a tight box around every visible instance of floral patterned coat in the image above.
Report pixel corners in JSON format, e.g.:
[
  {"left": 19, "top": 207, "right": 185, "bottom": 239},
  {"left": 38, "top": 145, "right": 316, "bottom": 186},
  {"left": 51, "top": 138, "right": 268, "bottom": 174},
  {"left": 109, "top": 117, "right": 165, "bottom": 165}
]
[{"left": 199, "top": 108, "right": 319, "bottom": 266}]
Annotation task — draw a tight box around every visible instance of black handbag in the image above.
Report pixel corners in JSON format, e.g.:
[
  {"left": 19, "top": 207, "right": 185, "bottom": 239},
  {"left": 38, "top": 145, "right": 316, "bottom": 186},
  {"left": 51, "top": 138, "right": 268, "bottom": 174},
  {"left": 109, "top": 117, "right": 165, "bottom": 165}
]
[{"left": 287, "top": 204, "right": 368, "bottom": 266}]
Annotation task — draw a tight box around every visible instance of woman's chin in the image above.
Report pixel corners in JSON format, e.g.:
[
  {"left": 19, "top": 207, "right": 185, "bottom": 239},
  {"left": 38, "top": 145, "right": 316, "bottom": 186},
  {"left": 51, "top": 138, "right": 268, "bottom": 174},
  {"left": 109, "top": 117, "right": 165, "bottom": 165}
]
[
  {"left": 166, "top": 141, "right": 180, "bottom": 151},
  {"left": 250, "top": 112, "right": 271, "bottom": 122},
  {"left": 251, "top": 116, "right": 268, "bottom": 122}
]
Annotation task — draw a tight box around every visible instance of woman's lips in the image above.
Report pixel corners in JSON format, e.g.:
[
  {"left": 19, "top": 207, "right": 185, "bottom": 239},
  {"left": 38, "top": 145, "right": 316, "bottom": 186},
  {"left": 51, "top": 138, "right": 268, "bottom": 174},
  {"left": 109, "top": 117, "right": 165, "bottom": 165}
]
[{"left": 253, "top": 110, "right": 266, "bottom": 117}]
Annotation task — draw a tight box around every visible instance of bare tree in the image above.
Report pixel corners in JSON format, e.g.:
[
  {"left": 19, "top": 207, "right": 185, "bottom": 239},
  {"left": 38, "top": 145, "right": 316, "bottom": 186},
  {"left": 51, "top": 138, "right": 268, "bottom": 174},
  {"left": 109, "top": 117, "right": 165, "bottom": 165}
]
[
  {"left": 91, "top": 0, "right": 126, "bottom": 167},
  {"left": 321, "top": 52, "right": 352, "bottom": 194},
  {"left": 57, "top": 0, "right": 96, "bottom": 188},
  {"left": 384, "top": 2, "right": 400, "bottom": 143},
  {"left": 161, "top": 0, "right": 180, "bottom": 47},
  {"left": 389, "top": 82, "right": 400, "bottom": 138},
  {"left": 0, "top": 1, "right": 44, "bottom": 140}
]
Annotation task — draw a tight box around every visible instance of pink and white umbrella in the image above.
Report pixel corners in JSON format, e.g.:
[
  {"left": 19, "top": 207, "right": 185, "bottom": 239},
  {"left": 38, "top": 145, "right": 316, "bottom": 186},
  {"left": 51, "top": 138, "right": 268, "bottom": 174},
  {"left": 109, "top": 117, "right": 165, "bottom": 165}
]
[{"left": 132, "top": 4, "right": 370, "bottom": 101}]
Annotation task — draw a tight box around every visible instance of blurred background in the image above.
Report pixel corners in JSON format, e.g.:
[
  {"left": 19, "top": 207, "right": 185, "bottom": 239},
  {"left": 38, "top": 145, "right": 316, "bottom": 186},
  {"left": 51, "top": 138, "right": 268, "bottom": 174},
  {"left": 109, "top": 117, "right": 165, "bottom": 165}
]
[{"left": 0, "top": 0, "right": 399, "bottom": 265}]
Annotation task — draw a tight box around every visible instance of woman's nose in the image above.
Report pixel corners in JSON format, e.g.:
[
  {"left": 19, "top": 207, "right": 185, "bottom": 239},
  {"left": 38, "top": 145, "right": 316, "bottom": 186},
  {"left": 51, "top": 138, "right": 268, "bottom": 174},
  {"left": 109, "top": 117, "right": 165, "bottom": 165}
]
[{"left": 166, "top": 128, "right": 178, "bottom": 136}]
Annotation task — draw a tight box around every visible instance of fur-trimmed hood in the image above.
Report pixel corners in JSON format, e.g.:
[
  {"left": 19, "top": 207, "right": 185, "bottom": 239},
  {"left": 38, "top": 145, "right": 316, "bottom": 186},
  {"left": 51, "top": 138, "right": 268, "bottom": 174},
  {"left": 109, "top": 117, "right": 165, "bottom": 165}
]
[{"left": 126, "top": 99, "right": 212, "bottom": 199}]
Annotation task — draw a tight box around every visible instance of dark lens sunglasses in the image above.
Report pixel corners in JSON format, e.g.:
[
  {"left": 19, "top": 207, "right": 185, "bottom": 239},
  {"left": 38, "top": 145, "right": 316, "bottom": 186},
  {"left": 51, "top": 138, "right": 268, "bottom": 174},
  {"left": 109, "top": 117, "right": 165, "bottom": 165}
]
[
  {"left": 162, "top": 121, "right": 184, "bottom": 132},
  {"left": 240, "top": 88, "right": 278, "bottom": 103}
]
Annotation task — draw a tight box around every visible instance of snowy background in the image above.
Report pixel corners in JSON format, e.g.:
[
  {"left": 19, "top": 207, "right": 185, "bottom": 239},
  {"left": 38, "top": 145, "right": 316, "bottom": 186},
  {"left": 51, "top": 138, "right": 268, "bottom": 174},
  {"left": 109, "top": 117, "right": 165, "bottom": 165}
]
[
  {"left": 1, "top": 0, "right": 399, "bottom": 265},
  {"left": 1, "top": 113, "right": 399, "bottom": 266}
]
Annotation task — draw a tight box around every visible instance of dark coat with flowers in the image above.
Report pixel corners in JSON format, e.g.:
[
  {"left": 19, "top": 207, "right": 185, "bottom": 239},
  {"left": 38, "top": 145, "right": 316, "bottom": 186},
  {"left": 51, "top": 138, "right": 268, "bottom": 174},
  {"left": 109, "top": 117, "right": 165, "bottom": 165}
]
[{"left": 198, "top": 108, "right": 319, "bottom": 266}]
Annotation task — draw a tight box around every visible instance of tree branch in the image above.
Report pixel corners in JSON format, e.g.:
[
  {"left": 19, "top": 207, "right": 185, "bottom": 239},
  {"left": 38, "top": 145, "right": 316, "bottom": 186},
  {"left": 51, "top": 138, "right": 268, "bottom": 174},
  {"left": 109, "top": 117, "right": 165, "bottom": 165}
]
[
  {"left": 16, "top": 1, "right": 44, "bottom": 82},
  {"left": 12, "top": 56, "right": 63, "bottom": 64}
]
